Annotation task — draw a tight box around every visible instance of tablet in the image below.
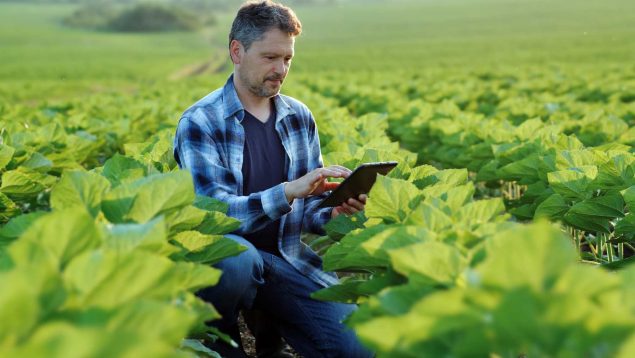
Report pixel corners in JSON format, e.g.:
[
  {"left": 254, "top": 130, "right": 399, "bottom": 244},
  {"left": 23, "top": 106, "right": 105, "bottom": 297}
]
[{"left": 317, "top": 161, "right": 398, "bottom": 208}]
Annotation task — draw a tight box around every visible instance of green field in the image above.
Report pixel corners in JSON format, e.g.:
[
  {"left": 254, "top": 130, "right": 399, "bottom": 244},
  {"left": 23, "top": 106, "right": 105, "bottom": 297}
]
[{"left": 2, "top": 0, "right": 635, "bottom": 357}]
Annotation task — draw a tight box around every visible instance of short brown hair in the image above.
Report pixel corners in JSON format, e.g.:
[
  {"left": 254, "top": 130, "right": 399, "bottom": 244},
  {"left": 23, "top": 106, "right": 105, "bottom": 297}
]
[{"left": 229, "top": 1, "right": 302, "bottom": 51}]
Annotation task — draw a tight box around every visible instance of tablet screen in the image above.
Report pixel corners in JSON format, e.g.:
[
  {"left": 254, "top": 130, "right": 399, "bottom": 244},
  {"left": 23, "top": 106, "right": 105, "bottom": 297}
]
[{"left": 317, "top": 161, "right": 398, "bottom": 208}]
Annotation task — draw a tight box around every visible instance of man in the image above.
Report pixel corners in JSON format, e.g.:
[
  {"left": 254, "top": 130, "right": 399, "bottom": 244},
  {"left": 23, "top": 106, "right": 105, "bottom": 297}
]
[{"left": 173, "top": 1, "right": 373, "bottom": 357}]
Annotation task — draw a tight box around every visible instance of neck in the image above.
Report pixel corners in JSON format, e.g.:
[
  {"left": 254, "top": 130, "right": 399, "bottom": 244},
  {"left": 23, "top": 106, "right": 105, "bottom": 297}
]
[{"left": 233, "top": 73, "right": 271, "bottom": 113}]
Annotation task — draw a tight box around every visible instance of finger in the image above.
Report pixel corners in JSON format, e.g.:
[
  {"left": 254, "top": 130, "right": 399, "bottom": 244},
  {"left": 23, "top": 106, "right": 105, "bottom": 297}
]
[
  {"left": 358, "top": 194, "right": 368, "bottom": 203},
  {"left": 324, "top": 182, "right": 339, "bottom": 191},
  {"left": 342, "top": 202, "right": 356, "bottom": 214},
  {"left": 321, "top": 167, "right": 349, "bottom": 178},
  {"left": 347, "top": 198, "right": 364, "bottom": 211},
  {"left": 327, "top": 165, "right": 352, "bottom": 176},
  {"left": 318, "top": 168, "right": 345, "bottom": 178}
]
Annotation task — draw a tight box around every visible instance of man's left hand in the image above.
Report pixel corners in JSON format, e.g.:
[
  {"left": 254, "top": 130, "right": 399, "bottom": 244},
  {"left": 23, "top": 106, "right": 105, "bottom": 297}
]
[{"left": 331, "top": 194, "right": 367, "bottom": 218}]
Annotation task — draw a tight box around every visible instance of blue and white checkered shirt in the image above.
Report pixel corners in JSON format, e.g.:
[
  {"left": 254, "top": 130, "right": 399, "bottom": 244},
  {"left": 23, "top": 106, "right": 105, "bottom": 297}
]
[{"left": 174, "top": 75, "right": 338, "bottom": 288}]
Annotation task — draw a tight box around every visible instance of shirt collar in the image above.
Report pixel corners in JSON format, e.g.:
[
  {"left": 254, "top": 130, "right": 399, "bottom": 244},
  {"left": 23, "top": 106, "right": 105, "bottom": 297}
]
[{"left": 222, "top": 73, "right": 296, "bottom": 123}]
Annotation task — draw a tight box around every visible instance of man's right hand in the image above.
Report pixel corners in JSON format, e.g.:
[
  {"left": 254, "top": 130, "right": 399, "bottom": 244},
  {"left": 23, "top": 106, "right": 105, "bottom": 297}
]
[{"left": 284, "top": 165, "right": 351, "bottom": 203}]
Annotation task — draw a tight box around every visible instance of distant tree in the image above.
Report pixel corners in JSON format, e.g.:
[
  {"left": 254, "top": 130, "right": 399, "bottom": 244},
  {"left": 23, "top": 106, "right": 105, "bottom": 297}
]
[
  {"left": 106, "top": 3, "right": 200, "bottom": 32},
  {"left": 62, "top": 2, "right": 117, "bottom": 30}
]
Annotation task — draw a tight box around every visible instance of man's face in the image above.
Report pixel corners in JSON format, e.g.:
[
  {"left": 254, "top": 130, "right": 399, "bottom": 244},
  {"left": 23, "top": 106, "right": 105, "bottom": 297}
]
[{"left": 234, "top": 28, "right": 295, "bottom": 98}]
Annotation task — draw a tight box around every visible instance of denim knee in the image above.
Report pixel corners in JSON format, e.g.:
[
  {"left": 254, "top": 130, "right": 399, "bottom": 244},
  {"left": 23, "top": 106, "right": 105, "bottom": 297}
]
[{"left": 197, "top": 234, "right": 265, "bottom": 318}]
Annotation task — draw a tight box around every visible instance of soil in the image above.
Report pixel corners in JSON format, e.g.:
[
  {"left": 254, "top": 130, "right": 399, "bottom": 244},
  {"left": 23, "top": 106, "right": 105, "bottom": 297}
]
[{"left": 237, "top": 313, "right": 301, "bottom": 358}]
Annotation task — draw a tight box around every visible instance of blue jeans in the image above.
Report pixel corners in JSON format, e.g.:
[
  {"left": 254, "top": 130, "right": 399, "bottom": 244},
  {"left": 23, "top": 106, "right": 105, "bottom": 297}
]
[{"left": 197, "top": 234, "right": 374, "bottom": 358}]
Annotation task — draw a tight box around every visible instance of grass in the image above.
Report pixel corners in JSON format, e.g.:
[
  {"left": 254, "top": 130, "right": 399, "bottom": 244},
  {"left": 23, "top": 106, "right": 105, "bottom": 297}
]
[{"left": 1, "top": 0, "right": 634, "bottom": 101}]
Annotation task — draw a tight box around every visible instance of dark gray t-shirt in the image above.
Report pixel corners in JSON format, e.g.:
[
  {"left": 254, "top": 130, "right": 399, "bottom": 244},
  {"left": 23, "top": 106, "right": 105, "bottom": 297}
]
[{"left": 241, "top": 106, "right": 287, "bottom": 256}]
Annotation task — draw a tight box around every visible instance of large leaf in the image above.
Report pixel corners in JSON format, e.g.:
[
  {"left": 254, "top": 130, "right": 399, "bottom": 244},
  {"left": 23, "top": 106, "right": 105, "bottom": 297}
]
[
  {"left": 414, "top": 168, "right": 468, "bottom": 189},
  {"left": 0, "top": 168, "right": 57, "bottom": 199},
  {"left": 171, "top": 231, "right": 246, "bottom": 265},
  {"left": 104, "top": 216, "right": 177, "bottom": 256},
  {"left": 534, "top": 193, "right": 568, "bottom": 220},
  {"left": 8, "top": 208, "right": 102, "bottom": 270},
  {"left": 311, "top": 271, "right": 406, "bottom": 304},
  {"left": 622, "top": 185, "right": 635, "bottom": 212},
  {"left": 50, "top": 170, "right": 111, "bottom": 217},
  {"left": 476, "top": 222, "right": 577, "bottom": 291},
  {"left": 64, "top": 250, "right": 220, "bottom": 308},
  {"left": 0, "top": 211, "right": 47, "bottom": 244},
  {"left": 563, "top": 194, "right": 625, "bottom": 233},
  {"left": 322, "top": 225, "right": 430, "bottom": 272},
  {"left": 547, "top": 166, "right": 597, "bottom": 200},
  {"left": 365, "top": 175, "right": 421, "bottom": 223},
  {"left": 101, "top": 171, "right": 195, "bottom": 223},
  {"left": 194, "top": 211, "right": 241, "bottom": 236},
  {"left": 0, "top": 144, "right": 15, "bottom": 170},
  {"left": 324, "top": 211, "right": 367, "bottom": 241},
  {"left": 404, "top": 201, "right": 454, "bottom": 232},
  {"left": 457, "top": 198, "right": 507, "bottom": 227},
  {"left": 389, "top": 241, "right": 466, "bottom": 285},
  {"left": 615, "top": 214, "right": 635, "bottom": 241},
  {"left": 101, "top": 154, "right": 147, "bottom": 187},
  {"left": 496, "top": 154, "right": 542, "bottom": 182}
]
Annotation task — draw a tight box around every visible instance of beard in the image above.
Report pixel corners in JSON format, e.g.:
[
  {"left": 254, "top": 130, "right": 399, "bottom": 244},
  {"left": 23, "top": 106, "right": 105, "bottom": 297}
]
[{"left": 239, "top": 70, "right": 284, "bottom": 98}]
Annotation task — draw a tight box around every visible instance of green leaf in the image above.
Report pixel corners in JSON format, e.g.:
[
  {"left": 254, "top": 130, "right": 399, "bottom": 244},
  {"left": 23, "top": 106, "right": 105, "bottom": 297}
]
[
  {"left": 547, "top": 166, "right": 597, "bottom": 200},
  {"left": 324, "top": 211, "right": 367, "bottom": 241},
  {"left": 195, "top": 211, "right": 241, "bottom": 235},
  {"left": 404, "top": 201, "right": 453, "bottom": 232},
  {"left": 21, "top": 152, "right": 53, "bottom": 172},
  {"left": 475, "top": 160, "right": 499, "bottom": 182},
  {"left": 50, "top": 170, "right": 111, "bottom": 217},
  {"left": 622, "top": 185, "right": 635, "bottom": 212},
  {"left": 0, "top": 211, "right": 47, "bottom": 244},
  {"left": 104, "top": 216, "right": 177, "bottom": 255},
  {"left": 615, "top": 214, "right": 635, "bottom": 241},
  {"left": 323, "top": 225, "right": 431, "bottom": 272},
  {"left": 555, "top": 149, "right": 601, "bottom": 170},
  {"left": 593, "top": 153, "right": 635, "bottom": 190},
  {"left": 365, "top": 175, "right": 421, "bottom": 223},
  {"left": 101, "top": 171, "right": 195, "bottom": 223},
  {"left": 0, "top": 168, "right": 57, "bottom": 199},
  {"left": 496, "top": 154, "right": 541, "bottom": 182},
  {"left": 457, "top": 198, "right": 506, "bottom": 227},
  {"left": 0, "top": 192, "right": 21, "bottom": 222},
  {"left": 8, "top": 208, "right": 102, "bottom": 270},
  {"left": 476, "top": 222, "right": 577, "bottom": 291},
  {"left": 414, "top": 168, "right": 468, "bottom": 188},
  {"left": 311, "top": 270, "right": 407, "bottom": 304},
  {"left": 563, "top": 194, "right": 625, "bottom": 233},
  {"left": 193, "top": 195, "right": 229, "bottom": 214},
  {"left": 0, "top": 270, "right": 41, "bottom": 342},
  {"left": 181, "top": 338, "right": 221, "bottom": 358},
  {"left": 171, "top": 231, "right": 246, "bottom": 265},
  {"left": 389, "top": 241, "right": 466, "bottom": 285},
  {"left": 567, "top": 193, "right": 624, "bottom": 218},
  {"left": 164, "top": 205, "right": 208, "bottom": 234},
  {"left": 101, "top": 154, "right": 147, "bottom": 187},
  {"left": 534, "top": 194, "right": 569, "bottom": 220},
  {"left": 64, "top": 250, "right": 220, "bottom": 308},
  {"left": 0, "top": 144, "right": 15, "bottom": 170}
]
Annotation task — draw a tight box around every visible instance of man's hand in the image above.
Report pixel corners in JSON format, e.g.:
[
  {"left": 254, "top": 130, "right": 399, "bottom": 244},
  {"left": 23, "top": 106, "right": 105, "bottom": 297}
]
[
  {"left": 284, "top": 165, "right": 351, "bottom": 203},
  {"left": 332, "top": 194, "right": 367, "bottom": 218}
]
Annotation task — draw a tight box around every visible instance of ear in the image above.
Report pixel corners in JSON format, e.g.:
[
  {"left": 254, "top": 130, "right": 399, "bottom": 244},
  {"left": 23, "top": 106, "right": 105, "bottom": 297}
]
[{"left": 229, "top": 39, "right": 243, "bottom": 65}]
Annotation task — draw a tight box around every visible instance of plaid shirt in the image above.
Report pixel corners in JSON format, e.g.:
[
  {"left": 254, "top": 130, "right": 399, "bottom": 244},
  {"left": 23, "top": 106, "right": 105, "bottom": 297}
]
[{"left": 173, "top": 75, "right": 338, "bottom": 288}]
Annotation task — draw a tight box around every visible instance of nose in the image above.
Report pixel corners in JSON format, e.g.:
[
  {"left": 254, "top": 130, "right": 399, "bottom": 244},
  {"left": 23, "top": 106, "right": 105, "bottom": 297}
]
[{"left": 274, "top": 59, "right": 289, "bottom": 77}]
